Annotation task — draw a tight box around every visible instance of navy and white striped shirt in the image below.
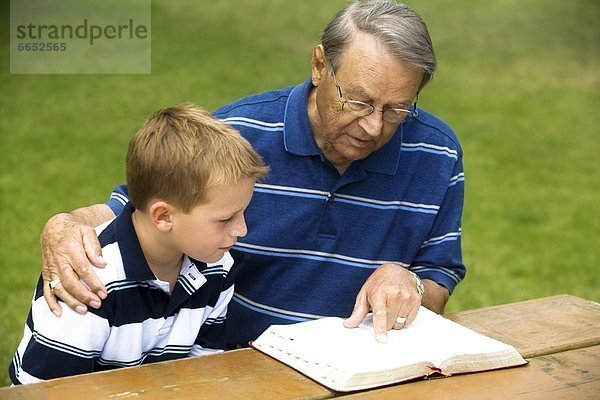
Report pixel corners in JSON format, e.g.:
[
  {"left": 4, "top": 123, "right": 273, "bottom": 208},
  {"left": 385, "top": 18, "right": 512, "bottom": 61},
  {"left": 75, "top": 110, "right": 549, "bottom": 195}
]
[
  {"left": 10, "top": 203, "right": 234, "bottom": 384},
  {"left": 107, "top": 77, "right": 466, "bottom": 347}
]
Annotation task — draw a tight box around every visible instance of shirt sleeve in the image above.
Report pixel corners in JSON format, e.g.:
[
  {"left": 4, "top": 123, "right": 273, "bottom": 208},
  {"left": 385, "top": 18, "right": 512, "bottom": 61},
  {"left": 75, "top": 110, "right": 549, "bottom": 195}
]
[
  {"left": 9, "top": 277, "right": 110, "bottom": 384},
  {"left": 105, "top": 184, "right": 129, "bottom": 215},
  {"left": 412, "top": 156, "right": 466, "bottom": 293}
]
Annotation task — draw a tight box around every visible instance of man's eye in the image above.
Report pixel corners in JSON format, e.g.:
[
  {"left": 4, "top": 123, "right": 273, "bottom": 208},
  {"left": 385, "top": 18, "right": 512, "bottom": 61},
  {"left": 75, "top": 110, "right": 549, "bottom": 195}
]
[{"left": 348, "top": 96, "right": 371, "bottom": 104}]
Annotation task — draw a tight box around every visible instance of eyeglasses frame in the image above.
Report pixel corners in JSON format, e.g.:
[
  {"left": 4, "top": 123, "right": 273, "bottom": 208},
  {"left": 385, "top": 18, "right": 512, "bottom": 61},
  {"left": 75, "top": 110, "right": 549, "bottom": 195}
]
[{"left": 329, "top": 63, "right": 419, "bottom": 124}]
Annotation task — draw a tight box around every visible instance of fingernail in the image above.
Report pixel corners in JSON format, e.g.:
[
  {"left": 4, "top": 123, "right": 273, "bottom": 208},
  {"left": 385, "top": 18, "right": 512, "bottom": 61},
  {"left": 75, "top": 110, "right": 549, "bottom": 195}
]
[
  {"left": 75, "top": 305, "right": 87, "bottom": 314},
  {"left": 376, "top": 334, "right": 388, "bottom": 344},
  {"left": 89, "top": 301, "right": 101, "bottom": 309},
  {"left": 51, "top": 309, "right": 61, "bottom": 318}
]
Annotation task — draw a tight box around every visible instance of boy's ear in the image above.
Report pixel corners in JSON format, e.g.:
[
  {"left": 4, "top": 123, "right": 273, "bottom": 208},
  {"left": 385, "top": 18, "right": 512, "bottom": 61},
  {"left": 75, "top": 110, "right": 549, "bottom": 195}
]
[{"left": 149, "top": 201, "right": 174, "bottom": 232}]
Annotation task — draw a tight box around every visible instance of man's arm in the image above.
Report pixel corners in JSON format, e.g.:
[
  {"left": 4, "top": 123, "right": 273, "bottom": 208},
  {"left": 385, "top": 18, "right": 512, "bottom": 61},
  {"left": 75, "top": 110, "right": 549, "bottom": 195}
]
[
  {"left": 41, "top": 204, "right": 115, "bottom": 316},
  {"left": 344, "top": 152, "right": 465, "bottom": 342},
  {"left": 421, "top": 278, "right": 450, "bottom": 313}
]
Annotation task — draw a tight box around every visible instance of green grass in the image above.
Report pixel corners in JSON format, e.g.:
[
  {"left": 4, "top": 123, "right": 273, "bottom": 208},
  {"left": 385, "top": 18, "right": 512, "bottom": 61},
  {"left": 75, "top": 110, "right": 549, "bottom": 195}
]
[{"left": 1, "top": 0, "right": 598, "bottom": 387}]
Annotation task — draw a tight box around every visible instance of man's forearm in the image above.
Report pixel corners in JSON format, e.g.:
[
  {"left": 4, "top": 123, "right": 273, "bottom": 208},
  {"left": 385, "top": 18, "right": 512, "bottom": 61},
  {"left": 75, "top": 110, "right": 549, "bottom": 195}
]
[
  {"left": 421, "top": 279, "right": 450, "bottom": 314},
  {"left": 58, "top": 204, "right": 115, "bottom": 227}
]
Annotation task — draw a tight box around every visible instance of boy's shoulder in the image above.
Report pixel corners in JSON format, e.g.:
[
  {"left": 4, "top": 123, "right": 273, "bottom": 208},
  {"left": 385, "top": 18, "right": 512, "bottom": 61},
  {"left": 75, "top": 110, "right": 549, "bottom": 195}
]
[{"left": 93, "top": 218, "right": 129, "bottom": 285}]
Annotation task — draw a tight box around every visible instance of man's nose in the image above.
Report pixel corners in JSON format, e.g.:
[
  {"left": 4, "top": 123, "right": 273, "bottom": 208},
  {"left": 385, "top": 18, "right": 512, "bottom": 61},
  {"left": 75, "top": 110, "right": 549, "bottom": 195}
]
[{"left": 360, "top": 110, "right": 384, "bottom": 137}]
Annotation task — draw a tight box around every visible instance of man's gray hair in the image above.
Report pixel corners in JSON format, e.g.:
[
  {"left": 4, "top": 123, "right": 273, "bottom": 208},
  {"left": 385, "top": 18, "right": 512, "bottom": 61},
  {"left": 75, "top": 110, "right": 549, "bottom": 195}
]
[{"left": 321, "top": 0, "right": 436, "bottom": 90}]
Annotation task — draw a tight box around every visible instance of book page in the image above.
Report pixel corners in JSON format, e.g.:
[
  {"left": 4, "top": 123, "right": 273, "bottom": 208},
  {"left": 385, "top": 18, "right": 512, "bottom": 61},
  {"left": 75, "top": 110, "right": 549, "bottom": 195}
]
[
  {"left": 263, "top": 315, "right": 430, "bottom": 373},
  {"left": 253, "top": 306, "right": 525, "bottom": 391}
]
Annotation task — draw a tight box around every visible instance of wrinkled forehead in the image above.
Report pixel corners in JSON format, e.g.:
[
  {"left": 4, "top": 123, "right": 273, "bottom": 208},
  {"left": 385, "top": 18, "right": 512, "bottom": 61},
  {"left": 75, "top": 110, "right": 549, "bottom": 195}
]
[
  {"left": 334, "top": 32, "right": 423, "bottom": 92},
  {"left": 334, "top": 36, "right": 422, "bottom": 104}
]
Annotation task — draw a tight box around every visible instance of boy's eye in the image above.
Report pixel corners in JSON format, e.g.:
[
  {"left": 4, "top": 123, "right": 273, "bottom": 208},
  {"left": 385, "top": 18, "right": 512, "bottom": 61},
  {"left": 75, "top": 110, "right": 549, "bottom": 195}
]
[{"left": 220, "top": 217, "right": 233, "bottom": 224}]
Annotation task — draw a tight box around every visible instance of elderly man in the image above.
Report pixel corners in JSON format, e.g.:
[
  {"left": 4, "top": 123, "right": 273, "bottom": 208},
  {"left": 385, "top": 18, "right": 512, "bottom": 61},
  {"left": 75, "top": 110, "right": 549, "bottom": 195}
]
[{"left": 41, "top": 0, "right": 465, "bottom": 345}]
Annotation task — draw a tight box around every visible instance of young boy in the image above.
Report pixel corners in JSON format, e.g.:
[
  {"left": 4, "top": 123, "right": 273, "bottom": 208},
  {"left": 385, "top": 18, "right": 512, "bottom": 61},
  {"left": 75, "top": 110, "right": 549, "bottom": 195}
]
[{"left": 9, "top": 103, "right": 268, "bottom": 384}]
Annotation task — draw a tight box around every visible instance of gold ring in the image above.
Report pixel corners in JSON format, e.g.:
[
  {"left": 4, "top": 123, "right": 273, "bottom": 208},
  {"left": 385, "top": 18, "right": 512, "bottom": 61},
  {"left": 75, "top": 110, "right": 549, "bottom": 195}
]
[
  {"left": 49, "top": 279, "right": 61, "bottom": 290},
  {"left": 396, "top": 316, "right": 407, "bottom": 325}
]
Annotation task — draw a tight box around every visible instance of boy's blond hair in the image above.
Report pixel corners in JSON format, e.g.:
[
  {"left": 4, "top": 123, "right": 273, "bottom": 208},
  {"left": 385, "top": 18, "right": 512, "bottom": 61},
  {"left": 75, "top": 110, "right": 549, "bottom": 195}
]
[{"left": 126, "top": 103, "right": 268, "bottom": 213}]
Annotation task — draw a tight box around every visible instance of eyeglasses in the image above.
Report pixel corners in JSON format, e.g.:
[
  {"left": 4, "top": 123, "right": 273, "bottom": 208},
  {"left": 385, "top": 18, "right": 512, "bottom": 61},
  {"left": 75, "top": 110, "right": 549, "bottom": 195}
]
[{"left": 330, "top": 65, "right": 418, "bottom": 124}]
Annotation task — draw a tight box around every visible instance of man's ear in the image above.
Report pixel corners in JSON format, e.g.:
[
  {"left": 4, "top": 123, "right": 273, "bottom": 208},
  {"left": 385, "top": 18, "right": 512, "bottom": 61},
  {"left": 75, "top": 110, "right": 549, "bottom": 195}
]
[
  {"left": 149, "top": 201, "right": 174, "bottom": 232},
  {"left": 311, "top": 44, "right": 327, "bottom": 87}
]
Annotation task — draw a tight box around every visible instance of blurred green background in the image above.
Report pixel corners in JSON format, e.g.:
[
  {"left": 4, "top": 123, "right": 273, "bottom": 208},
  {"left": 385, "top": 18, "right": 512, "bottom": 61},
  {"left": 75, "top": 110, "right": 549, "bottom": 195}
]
[{"left": 1, "top": 0, "right": 598, "bottom": 387}]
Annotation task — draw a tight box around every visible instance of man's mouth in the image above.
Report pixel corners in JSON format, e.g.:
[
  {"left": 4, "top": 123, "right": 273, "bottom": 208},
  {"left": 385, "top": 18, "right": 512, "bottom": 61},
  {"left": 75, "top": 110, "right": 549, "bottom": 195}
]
[{"left": 347, "top": 135, "right": 371, "bottom": 148}]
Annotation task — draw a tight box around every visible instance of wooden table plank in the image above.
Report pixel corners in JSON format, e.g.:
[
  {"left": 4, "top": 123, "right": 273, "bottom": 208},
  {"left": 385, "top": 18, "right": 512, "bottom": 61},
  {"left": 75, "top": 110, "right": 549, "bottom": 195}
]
[
  {"left": 446, "top": 294, "right": 600, "bottom": 358},
  {"left": 341, "top": 344, "right": 600, "bottom": 400},
  {"left": 0, "top": 348, "right": 333, "bottom": 400}
]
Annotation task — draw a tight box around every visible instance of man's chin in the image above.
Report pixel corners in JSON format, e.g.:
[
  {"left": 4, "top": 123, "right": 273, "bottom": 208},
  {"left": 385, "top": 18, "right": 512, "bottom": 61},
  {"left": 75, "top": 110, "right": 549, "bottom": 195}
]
[{"left": 339, "top": 148, "right": 372, "bottom": 163}]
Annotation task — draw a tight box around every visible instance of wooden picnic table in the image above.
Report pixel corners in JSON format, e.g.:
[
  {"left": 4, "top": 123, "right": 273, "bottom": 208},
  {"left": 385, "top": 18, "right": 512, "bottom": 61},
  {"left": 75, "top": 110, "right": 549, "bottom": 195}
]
[{"left": 1, "top": 294, "right": 598, "bottom": 399}]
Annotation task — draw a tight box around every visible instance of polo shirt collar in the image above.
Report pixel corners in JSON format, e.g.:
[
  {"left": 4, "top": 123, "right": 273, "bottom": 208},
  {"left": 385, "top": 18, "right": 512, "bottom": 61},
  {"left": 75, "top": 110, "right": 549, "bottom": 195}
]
[
  {"left": 363, "top": 123, "right": 403, "bottom": 175},
  {"left": 283, "top": 77, "right": 403, "bottom": 176},
  {"left": 283, "top": 77, "right": 321, "bottom": 157},
  {"left": 114, "top": 203, "right": 156, "bottom": 281}
]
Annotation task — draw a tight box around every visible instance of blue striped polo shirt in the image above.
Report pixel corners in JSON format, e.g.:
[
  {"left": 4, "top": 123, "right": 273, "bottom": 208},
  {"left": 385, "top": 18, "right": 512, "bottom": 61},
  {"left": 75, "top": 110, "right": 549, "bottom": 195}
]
[
  {"left": 106, "top": 77, "right": 466, "bottom": 347},
  {"left": 9, "top": 203, "right": 235, "bottom": 384}
]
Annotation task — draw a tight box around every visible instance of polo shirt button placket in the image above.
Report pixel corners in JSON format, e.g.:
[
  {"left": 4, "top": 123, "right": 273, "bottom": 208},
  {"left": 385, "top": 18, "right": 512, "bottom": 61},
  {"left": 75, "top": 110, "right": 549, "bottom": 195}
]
[{"left": 317, "top": 191, "right": 338, "bottom": 238}]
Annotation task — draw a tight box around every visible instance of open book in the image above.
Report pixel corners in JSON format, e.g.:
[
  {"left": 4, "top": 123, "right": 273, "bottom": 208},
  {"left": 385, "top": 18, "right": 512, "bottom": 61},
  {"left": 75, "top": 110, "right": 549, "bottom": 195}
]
[{"left": 252, "top": 307, "right": 527, "bottom": 392}]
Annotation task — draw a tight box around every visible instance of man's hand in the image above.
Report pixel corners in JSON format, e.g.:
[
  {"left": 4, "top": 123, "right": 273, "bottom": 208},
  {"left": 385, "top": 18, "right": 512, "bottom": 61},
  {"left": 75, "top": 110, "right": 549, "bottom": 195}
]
[
  {"left": 41, "top": 205, "right": 113, "bottom": 316},
  {"left": 343, "top": 263, "right": 428, "bottom": 343}
]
